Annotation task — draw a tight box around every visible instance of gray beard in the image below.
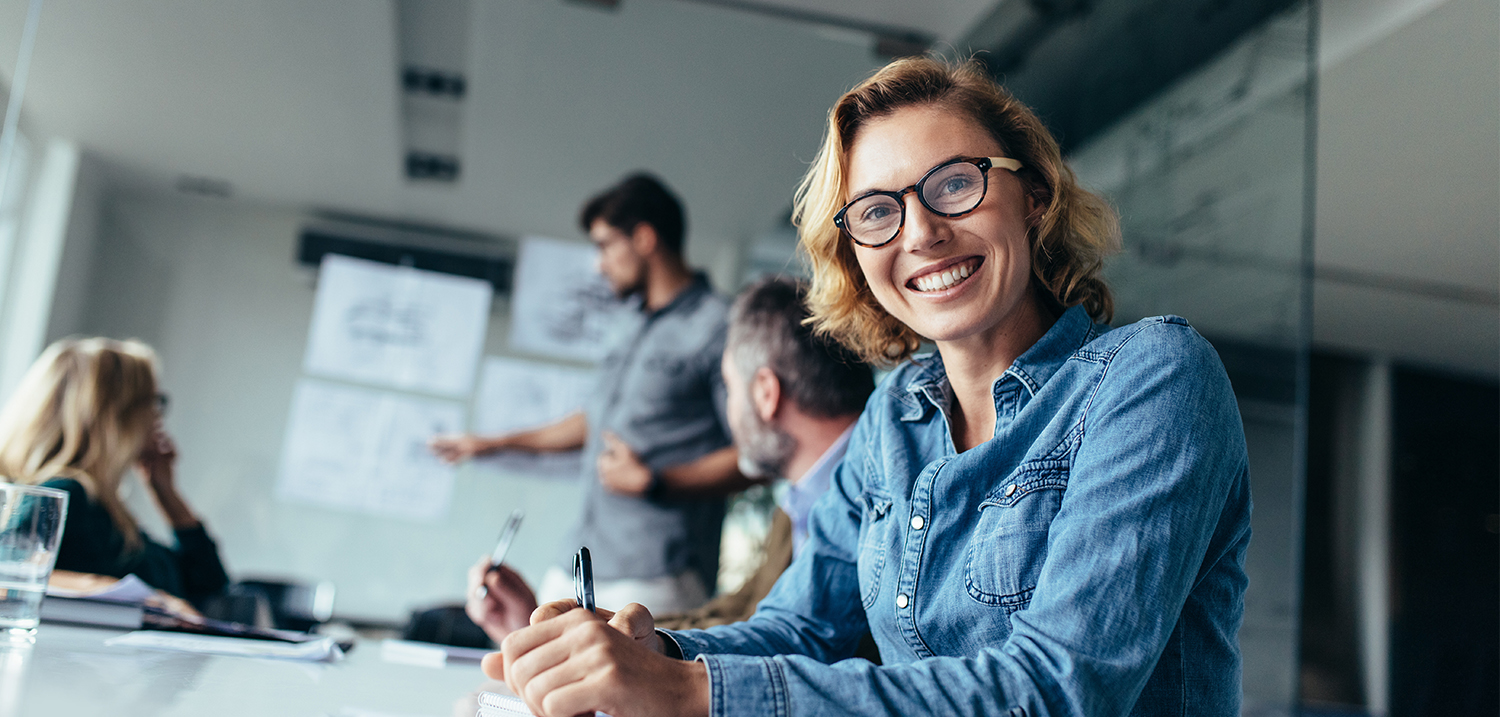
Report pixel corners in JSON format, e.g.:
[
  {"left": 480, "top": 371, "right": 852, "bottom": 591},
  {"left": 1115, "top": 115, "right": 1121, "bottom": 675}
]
[{"left": 735, "top": 409, "right": 797, "bottom": 480}]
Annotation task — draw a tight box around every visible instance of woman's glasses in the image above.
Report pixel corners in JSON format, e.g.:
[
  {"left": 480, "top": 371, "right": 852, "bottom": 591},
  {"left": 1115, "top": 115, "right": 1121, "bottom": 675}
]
[{"left": 833, "top": 156, "right": 1023, "bottom": 248}]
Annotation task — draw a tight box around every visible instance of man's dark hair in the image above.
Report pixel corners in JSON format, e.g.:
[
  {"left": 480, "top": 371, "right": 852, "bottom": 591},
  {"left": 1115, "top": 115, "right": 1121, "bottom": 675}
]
[
  {"left": 578, "top": 173, "right": 686, "bottom": 257},
  {"left": 728, "top": 276, "right": 874, "bottom": 418}
]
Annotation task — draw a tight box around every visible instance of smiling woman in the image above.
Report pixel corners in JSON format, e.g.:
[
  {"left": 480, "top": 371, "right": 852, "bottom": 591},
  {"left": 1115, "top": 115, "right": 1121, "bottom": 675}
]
[
  {"left": 798, "top": 58, "right": 1119, "bottom": 367},
  {"left": 487, "top": 57, "right": 1252, "bottom": 717}
]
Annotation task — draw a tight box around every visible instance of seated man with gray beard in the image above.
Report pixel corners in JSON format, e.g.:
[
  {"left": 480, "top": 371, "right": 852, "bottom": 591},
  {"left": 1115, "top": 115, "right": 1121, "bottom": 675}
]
[{"left": 465, "top": 277, "right": 874, "bottom": 641}]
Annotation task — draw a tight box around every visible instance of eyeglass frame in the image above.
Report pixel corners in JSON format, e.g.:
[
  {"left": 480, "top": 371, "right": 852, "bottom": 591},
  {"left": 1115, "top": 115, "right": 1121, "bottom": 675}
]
[{"left": 832, "top": 156, "right": 1024, "bottom": 248}]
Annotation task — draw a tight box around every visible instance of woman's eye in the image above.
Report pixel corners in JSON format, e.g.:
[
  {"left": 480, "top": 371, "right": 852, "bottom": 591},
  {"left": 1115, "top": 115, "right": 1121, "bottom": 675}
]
[
  {"left": 860, "top": 204, "right": 895, "bottom": 223},
  {"left": 938, "top": 177, "right": 973, "bottom": 196}
]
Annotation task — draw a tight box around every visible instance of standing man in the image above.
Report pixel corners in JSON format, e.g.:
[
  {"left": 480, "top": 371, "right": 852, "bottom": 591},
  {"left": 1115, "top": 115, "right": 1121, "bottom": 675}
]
[
  {"left": 463, "top": 277, "right": 875, "bottom": 643},
  {"left": 431, "top": 173, "right": 748, "bottom": 613}
]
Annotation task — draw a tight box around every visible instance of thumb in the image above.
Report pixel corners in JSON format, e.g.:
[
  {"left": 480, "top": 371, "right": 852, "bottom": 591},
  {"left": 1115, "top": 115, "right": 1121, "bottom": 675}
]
[
  {"left": 608, "top": 602, "right": 656, "bottom": 642},
  {"left": 480, "top": 651, "right": 505, "bottom": 680}
]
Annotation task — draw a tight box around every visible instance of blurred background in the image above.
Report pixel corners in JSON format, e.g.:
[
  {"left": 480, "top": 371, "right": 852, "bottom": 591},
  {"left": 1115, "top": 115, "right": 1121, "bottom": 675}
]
[{"left": 0, "top": 1, "right": 1493, "bottom": 715}]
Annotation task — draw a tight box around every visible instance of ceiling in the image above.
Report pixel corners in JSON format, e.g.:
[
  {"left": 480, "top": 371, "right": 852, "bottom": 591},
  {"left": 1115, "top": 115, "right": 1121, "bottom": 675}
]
[
  {"left": 0, "top": 0, "right": 892, "bottom": 249},
  {"left": 0, "top": 0, "right": 1494, "bottom": 376}
]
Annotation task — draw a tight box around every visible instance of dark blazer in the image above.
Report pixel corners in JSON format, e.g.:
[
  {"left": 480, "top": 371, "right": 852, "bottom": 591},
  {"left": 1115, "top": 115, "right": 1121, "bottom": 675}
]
[{"left": 43, "top": 477, "right": 229, "bottom": 604}]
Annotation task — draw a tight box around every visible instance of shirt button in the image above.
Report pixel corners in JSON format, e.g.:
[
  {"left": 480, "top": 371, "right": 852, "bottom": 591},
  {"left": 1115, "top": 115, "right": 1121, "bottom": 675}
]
[
  {"left": 896, "top": 594, "right": 909, "bottom": 609},
  {"left": 1005, "top": 484, "right": 1018, "bottom": 497},
  {"left": 910, "top": 515, "right": 924, "bottom": 530}
]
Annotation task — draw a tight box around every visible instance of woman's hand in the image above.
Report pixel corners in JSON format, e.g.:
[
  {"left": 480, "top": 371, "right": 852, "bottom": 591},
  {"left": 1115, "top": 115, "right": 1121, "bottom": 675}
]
[
  {"left": 137, "top": 423, "right": 198, "bottom": 530},
  {"left": 137, "top": 423, "right": 179, "bottom": 493},
  {"left": 465, "top": 555, "right": 539, "bottom": 644},
  {"left": 481, "top": 601, "right": 707, "bottom": 717}
]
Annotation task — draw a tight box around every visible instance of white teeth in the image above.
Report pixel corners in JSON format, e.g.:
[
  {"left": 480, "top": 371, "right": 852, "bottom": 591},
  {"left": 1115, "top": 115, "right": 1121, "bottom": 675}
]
[{"left": 913, "top": 261, "right": 978, "bottom": 293}]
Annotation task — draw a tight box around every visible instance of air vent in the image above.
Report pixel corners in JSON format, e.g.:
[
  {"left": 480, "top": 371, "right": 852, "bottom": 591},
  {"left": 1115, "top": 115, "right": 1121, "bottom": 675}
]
[
  {"left": 396, "top": 0, "right": 471, "bottom": 184},
  {"left": 402, "top": 66, "right": 467, "bottom": 99},
  {"left": 404, "top": 152, "right": 461, "bottom": 182},
  {"left": 297, "top": 217, "right": 513, "bottom": 293}
]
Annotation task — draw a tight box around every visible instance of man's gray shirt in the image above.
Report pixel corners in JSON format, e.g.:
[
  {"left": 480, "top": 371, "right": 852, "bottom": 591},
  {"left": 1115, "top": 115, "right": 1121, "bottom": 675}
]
[{"left": 567, "top": 274, "right": 731, "bottom": 590}]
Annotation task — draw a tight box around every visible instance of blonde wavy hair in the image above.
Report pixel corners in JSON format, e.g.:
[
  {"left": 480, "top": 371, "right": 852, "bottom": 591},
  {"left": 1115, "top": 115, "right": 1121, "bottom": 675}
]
[
  {"left": 0, "top": 338, "right": 161, "bottom": 553},
  {"left": 795, "top": 56, "right": 1120, "bottom": 365}
]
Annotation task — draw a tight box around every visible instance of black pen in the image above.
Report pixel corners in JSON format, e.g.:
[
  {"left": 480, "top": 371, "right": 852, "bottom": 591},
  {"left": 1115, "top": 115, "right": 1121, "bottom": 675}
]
[{"left": 573, "top": 546, "right": 596, "bottom": 613}]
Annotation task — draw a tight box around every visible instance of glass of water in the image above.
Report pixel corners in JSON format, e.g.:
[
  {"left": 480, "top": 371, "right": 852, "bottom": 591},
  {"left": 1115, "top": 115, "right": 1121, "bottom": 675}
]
[{"left": 0, "top": 483, "right": 68, "bottom": 645}]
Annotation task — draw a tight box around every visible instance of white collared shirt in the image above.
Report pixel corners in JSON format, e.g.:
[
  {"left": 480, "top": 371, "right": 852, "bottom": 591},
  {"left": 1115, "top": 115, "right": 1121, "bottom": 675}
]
[{"left": 777, "top": 425, "right": 854, "bottom": 558}]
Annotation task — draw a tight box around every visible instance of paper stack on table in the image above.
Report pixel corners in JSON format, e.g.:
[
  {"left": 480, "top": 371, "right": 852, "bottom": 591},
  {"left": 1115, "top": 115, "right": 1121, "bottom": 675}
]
[
  {"left": 46, "top": 574, "right": 157, "bottom": 602},
  {"left": 105, "top": 631, "right": 345, "bottom": 662}
]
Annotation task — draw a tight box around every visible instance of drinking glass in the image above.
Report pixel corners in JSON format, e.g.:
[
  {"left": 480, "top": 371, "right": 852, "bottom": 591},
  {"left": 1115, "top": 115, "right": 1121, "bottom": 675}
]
[{"left": 0, "top": 483, "right": 68, "bottom": 645}]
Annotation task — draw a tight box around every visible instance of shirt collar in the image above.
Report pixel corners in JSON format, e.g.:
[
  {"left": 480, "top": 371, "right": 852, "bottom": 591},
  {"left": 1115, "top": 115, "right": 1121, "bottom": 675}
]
[
  {"left": 779, "top": 424, "right": 854, "bottom": 558},
  {"left": 639, "top": 272, "right": 711, "bottom": 319},
  {"left": 1001, "top": 304, "right": 1096, "bottom": 398},
  {"left": 897, "top": 304, "right": 1097, "bottom": 421}
]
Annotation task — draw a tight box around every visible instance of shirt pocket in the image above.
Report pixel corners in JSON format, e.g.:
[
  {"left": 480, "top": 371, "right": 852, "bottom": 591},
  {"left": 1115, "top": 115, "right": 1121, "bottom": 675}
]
[
  {"left": 964, "top": 460, "right": 1069, "bottom": 610},
  {"left": 857, "top": 489, "right": 895, "bottom": 610}
]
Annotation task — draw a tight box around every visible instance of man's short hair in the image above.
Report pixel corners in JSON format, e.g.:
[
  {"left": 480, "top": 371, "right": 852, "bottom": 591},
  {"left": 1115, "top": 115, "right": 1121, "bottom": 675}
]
[
  {"left": 578, "top": 173, "right": 686, "bottom": 257},
  {"left": 728, "top": 276, "right": 874, "bottom": 419}
]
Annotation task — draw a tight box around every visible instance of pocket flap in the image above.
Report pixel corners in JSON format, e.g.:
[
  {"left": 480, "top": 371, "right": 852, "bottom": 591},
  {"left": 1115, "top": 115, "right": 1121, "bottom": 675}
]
[{"left": 979, "top": 460, "right": 1069, "bottom": 509}]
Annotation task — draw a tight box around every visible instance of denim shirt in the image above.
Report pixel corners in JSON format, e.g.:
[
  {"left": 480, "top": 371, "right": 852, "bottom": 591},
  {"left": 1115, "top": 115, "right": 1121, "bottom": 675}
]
[{"left": 664, "top": 306, "right": 1252, "bottom": 717}]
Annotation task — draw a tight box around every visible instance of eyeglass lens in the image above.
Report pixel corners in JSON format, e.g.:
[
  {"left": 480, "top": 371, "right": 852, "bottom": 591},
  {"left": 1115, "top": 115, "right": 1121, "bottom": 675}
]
[{"left": 843, "top": 161, "right": 988, "bottom": 246}]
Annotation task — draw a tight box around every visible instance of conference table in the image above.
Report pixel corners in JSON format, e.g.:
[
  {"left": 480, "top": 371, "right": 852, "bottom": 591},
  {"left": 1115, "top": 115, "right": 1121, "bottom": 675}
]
[{"left": 1, "top": 623, "right": 504, "bottom": 716}]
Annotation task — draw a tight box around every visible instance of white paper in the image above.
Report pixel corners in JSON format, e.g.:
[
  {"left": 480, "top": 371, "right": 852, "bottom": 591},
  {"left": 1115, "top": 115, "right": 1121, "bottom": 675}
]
[
  {"left": 104, "top": 631, "right": 344, "bottom": 662},
  {"left": 275, "top": 379, "right": 464, "bottom": 521},
  {"left": 45, "top": 573, "right": 155, "bottom": 603},
  {"left": 379, "top": 638, "right": 490, "bottom": 666},
  {"left": 507, "top": 237, "right": 624, "bottom": 363},
  {"left": 304, "top": 254, "right": 492, "bottom": 397},
  {"left": 472, "top": 357, "right": 596, "bottom": 478}
]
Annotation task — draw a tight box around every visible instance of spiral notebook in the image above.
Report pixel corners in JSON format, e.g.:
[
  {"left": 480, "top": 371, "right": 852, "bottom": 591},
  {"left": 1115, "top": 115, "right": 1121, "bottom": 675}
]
[
  {"left": 475, "top": 692, "right": 534, "bottom": 717},
  {"left": 475, "top": 691, "right": 606, "bottom": 717}
]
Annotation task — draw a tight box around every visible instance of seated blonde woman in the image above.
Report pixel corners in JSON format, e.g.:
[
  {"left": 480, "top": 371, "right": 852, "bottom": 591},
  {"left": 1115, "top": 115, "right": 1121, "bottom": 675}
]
[
  {"left": 485, "top": 57, "right": 1250, "bottom": 717},
  {"left": 0, "top": 338, "right": 228, "bottom": 606}
]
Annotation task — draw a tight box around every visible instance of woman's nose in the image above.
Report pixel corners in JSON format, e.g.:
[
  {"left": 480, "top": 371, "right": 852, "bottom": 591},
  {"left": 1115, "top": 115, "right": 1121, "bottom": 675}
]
[{"left": 899, "top": 193, "right": 948, "bottom": 253}]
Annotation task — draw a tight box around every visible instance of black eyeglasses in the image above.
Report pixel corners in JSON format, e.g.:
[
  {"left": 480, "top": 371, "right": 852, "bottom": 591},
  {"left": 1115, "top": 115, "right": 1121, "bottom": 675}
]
[{"left": 833, "top": 156, "right": 1024, "bottom": 248}]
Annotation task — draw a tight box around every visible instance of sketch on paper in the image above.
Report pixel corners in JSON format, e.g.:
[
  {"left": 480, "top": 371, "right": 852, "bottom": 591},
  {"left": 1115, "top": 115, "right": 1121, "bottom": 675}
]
[
  {"left": 275, "top": 379, "right": 464, "bottom": 521},
  {"left": 304, "top": 254, "right": 492, "bottom": 397},
  {"left": 471, "top": 356, "right": 596, "bottom": 479},
  {"left": 507, "top": 237, "right": 624, "bottom": 363}
]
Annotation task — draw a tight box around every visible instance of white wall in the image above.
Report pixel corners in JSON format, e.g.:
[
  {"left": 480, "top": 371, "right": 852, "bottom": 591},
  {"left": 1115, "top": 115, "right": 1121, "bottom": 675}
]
[{"left": 82, "top": 192, "right": 591, "bottom": 621}]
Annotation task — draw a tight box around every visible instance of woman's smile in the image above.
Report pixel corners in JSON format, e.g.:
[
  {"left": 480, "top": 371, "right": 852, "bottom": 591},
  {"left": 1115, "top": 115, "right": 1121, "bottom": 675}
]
[{"left": 907, "top": 256, "right": 983, "bottom": 295}]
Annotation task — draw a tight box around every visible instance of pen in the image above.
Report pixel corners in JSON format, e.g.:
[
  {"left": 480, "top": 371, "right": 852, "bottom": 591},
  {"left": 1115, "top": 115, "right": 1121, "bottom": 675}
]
[
  {"left": 573, "top": 546, "right": 595, "bottom": 614},
  {"left": 489, "top": 509, "right": 525, "bottom": 569},
  {"left": 475, "top": 509, "right": 524, "bottom": 600}
]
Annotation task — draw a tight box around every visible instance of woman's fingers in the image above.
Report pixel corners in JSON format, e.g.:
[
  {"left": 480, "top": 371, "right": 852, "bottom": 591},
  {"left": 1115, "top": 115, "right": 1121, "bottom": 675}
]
[
  {"left": 608, "top": 602, "right": 659, "bottom": 646},
  {"left": 530, "top": 598, "right": 614, "bottom": 625},
  {"left": 501, "top": 610, "right": 594, "bottom": 708}
]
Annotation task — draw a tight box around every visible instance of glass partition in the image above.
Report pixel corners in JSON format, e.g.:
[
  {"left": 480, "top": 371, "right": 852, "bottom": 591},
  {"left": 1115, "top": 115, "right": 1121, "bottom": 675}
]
[{"left": 1064, "top": 4, "right": 1316, "bottom": 715}]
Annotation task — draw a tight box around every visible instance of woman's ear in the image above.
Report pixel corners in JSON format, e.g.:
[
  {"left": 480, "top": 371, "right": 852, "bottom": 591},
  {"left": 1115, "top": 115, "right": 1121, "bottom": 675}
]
[
  {"left": 750, "top": 367, "right": 781, "bottom": 423},
  {"left": 1023, "top": 181, "right": 1050, "bottom": 228}
]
